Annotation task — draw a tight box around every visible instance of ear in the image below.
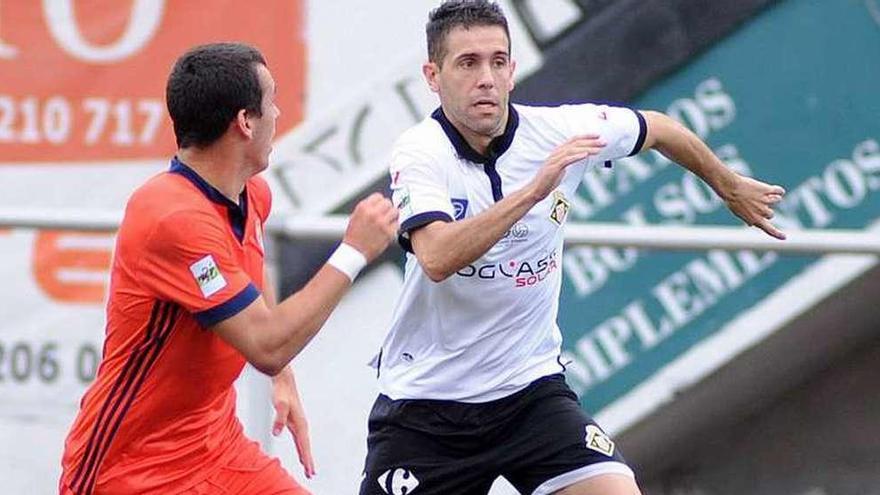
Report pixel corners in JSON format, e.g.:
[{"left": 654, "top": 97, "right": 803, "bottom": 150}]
[
  {"left": 422, "top": 61, "right": 440, "bottom": 94},
  {"left": 234, "top": 109, "right": 253, "bottom": 139}
]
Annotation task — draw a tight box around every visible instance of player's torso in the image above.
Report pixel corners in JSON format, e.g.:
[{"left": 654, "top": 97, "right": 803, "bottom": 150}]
[
  {"left": 382, "top": 107, "right": 582, "bottom": 401},
  {"left": 445, "top": 134, "right": 581, "bottom": 288},
  {"left": 427, "top": 108, "right": 582, "bottom": 308},
  {"left": 104, "top": 171, "right": 266, "bottom": 423},
  {"left": 62, "top": 171, "right": 267, "bottom": 492}
]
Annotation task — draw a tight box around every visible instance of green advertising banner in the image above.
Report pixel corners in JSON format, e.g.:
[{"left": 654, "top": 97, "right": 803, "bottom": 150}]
[{"left": 559, "top": 0, "right": 880, "bottom": 415}]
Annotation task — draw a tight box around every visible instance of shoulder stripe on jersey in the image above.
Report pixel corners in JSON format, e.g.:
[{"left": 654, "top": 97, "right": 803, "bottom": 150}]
[{"left": 70, "top": 301, "right": 179, "bottom": 495}]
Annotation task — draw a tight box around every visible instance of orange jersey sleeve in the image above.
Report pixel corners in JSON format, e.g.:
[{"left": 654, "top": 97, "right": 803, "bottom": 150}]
[{"left": 138, "top": 207, "right": 260, "bottom": 327}]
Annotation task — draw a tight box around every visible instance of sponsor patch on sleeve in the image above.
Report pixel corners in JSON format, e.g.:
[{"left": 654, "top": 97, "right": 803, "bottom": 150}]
[
  {"left": 189, "top": 254, "right": 227, "bottom": 298},
  {"left": 392, "top": 186, "right": 413, "bottom": 217}
]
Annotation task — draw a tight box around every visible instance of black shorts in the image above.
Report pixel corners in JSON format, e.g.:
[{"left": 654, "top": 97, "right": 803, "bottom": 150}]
[{"left": 359, "top": 374, "right": 633, "bottom": 495}]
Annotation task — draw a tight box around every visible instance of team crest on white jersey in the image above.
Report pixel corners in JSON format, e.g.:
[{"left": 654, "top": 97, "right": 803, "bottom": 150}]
[
  {"left": 549, "top": 190, "right": 570, "bottom": 226},
  {"left": 585, "top": 424, "right": 615, "bottom": 457},
  {"left": 377, "top": 468, "right": 420, "bottom": 494},
  {"left": 189, "top": 254, "right": 227, "bottom": 298}
]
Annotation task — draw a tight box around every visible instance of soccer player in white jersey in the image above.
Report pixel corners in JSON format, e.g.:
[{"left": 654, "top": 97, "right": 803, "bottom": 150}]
[{"left": 360, "top": 2, "right": 786, "bottom": 494}]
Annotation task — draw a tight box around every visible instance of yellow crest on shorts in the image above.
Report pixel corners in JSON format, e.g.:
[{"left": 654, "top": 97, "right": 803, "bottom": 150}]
[{"left": 585, "top": 425, "right": 615, "bottom": 457}]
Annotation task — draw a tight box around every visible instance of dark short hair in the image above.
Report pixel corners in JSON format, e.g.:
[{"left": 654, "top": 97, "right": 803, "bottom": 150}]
[
  {"left": 166, "top": 42, "right": 267, "bottom": 149},
  {"left": 426, "top": 0, "right": 510, "bottom": 66}
]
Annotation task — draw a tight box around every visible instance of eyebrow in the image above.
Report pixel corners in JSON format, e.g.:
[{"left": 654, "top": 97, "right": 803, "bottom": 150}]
[{"left": 454, "top": 50, "right": 509, "bottom": 62}]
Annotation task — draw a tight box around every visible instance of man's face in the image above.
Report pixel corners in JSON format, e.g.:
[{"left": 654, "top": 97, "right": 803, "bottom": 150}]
[
  {"left": 247, "top": 63, "right": 280, "bottom": 173},
  {"left": 424, "top": 25, "right": 515, "bottom": 141}
]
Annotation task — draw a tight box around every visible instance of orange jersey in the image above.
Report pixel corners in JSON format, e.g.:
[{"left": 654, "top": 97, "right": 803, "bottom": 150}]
[{"left": 61, "top": 158, "right": 272, "bottom": 494}]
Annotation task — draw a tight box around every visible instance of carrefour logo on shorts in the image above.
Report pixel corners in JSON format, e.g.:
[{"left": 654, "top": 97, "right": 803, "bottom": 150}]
[
  {"left": 377, "top": 468, "right": 420, "bottom": 494},
  {"left": 451, "top": 198, "right": 469, "bottom": 220},
  {"left": 189, "top": 254, "right": 227, "bottom": 298}
]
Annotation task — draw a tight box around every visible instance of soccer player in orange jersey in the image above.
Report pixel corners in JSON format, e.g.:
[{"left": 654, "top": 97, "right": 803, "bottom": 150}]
[{"left": 59, "top": 43, "right": 398, "bottom": 495}]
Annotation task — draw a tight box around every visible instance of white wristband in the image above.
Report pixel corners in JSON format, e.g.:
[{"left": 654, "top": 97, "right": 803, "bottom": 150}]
[{"left": 327, "top": 243, "right": 368, "bottom": 281}]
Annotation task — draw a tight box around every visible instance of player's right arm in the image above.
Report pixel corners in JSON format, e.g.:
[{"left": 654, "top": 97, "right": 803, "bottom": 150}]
[
  {"left": 141, "top": 193, "right": 396, "bottom": 376},
  {"left": 212, "top": 265, "right": 350, "bottom": 375},
  {"left": 395, "top": 137, "right": 604, "bottom": 282},
  {"left": 212, "top": 193, "right": 397, "bottom": 375},
  {"left": 637, "top": 110, "right": 786, "bottom": 239}
]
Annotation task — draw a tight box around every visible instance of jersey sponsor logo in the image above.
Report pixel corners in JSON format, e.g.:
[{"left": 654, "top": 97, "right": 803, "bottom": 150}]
[
  {"left": 189, "top": 255, "right": 227, "bottom": 298},
  {"left": 549, "top": 190, "right": 570, "bottom": 226},
  {"left": 503, "top": 222, "right": 530, "bottom": 240},
  {"left": 585, "top": 424, "right": 615, "bottom": 457},
  {"left": 377, "top": 468, "right": 420, "bottom": 495},
  {"left": 456, "top": 249, "right": 558, "bottom": 287},
  {"left": 495, "top": 222, "right": 531, "bottom": 251},
  {"left": 451, "top": 198, "right": 469, "bottom": 220}
]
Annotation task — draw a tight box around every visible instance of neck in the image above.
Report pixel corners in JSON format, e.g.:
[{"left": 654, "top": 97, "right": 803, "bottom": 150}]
[
  {"left": 449, "top": 106, "right": 508, "bottom": 156},
  {"left": 177, "top": 144, "right": 249, "bottom": 203}
]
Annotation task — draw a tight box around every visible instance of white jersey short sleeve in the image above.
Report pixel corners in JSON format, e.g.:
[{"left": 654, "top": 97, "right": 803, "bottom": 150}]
[
  {"left": 390, "top": 145, "right": 455, "bottom": 248},
  {"left": 551, "top": 103, "right": 646, "bottom": 165},
  {"left": 375, "top": 103, "right": 646, "bottom": 403}
]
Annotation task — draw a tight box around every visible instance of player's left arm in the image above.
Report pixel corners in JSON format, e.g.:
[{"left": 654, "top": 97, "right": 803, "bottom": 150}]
[
  {"left": 639, "top": 110, "right": 786, "bottom": 239},
  {"left": 265, "top": 267, "right": 316, "bottom": 479}
]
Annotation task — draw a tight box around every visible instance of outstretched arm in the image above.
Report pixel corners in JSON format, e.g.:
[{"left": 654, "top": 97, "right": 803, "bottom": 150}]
[
  {"left": 213, "top": 193, "right": 398, "bottom": 375},
  {"left": 640, "top": 110, "right": 786, "bottom": 239}
]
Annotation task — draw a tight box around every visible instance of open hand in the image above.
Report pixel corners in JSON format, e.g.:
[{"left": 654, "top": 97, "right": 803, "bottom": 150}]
[
  {"left": 724, "top": 174, "right": 786, "bottom": 240},
  {"left": 272, "top": 370, "right": 316, "bottom": 479},
  {"left": 528, "top": 135, "right": 606, "bottom": 202}
]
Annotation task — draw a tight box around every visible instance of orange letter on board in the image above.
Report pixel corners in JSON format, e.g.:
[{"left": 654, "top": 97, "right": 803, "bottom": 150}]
[{"left": 33, "top": 231, "right": 113, "bottom": 304}]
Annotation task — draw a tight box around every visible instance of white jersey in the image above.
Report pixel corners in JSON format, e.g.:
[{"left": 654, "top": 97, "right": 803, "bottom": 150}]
[{"left": 377, "top": 103, "right": 646, "bottom": 402}]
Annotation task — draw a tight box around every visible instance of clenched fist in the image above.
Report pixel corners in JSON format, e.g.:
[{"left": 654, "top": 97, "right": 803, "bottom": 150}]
[{"left": 343, "top": 193, "right": 399, "bottom": 262}]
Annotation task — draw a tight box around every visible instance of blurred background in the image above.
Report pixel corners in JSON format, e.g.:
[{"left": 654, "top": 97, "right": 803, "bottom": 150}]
[{"left": 1, "top": 0, "right": 878, "bottom": 494}]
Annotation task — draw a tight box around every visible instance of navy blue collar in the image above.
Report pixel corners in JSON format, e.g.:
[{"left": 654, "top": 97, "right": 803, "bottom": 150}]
[
  {"left": 431, "top": 104, "right": 519, "bottom": 164},
  {"left": 169, "top": 157, "right": 248, "bottom": 242}
]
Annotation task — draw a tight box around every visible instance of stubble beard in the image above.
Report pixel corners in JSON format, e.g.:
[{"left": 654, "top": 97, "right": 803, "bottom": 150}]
[{"left": 465, "top": 107, "right": 505, "bottom": 140}]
